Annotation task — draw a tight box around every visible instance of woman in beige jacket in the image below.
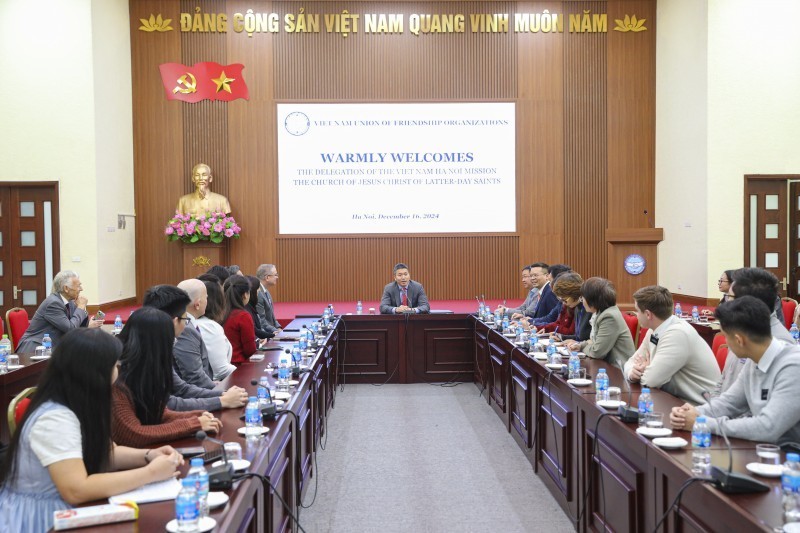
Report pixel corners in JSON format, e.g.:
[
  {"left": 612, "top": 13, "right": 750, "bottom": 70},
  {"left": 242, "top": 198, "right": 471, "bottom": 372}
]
[{"left": 566, "top": 277, "right": 635, "bottom": 371}]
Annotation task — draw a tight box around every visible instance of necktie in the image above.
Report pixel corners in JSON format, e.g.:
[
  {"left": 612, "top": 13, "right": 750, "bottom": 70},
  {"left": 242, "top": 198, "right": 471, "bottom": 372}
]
[
  {"left": 401, "top": 288, "right": 408, "bottom": 307},
  {"left": 66, "top": 303, "right": 72, "bottom": 319}
]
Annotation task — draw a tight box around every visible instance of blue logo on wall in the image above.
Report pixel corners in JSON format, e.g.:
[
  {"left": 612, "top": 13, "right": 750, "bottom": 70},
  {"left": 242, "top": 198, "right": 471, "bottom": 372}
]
[
  {"left": 285, "top": 111, "right": 310, "bottom": 136},
  {"left": 624, "top": 254, "right": 646, "bottom": 276}
]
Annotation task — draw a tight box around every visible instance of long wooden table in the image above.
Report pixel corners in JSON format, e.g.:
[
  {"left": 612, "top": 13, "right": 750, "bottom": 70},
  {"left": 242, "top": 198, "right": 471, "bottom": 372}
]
[
  {"left": 473, "top": 315, "right": 783, "bottom": 532},
  {"left": 7, "top": 313, "right": 784, "bottom": 531}
]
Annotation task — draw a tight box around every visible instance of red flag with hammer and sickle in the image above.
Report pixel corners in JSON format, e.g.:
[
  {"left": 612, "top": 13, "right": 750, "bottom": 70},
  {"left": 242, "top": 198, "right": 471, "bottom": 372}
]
[{"left": 158, "top": 62, "right": 249, "bottom": 103}]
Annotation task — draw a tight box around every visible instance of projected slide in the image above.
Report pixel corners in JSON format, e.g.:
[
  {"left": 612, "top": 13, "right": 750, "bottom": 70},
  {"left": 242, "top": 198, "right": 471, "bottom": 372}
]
[{"left": 277, "top": 103, "right": 516, "bottom": 234}]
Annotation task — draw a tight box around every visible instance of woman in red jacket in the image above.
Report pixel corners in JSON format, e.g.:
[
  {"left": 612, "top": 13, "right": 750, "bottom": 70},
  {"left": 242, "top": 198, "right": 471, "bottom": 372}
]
[
  {"left": 223, "top": 275, "right": 258, "bottom": 364},
  {"left": 539, "top": 272, "right": 584, "bottom": 337}
]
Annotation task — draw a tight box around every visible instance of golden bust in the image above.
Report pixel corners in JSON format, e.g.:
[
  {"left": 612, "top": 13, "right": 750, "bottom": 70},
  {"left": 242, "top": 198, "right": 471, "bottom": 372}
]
[{"left": 176, "top": 163, "right": 232, "bottom": 217}]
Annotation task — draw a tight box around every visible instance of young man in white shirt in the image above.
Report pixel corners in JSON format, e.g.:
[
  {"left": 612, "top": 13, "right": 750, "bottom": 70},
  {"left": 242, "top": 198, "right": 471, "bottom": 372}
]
[{"left": 624, "top": 285, "right": 720, "bottom": 405}]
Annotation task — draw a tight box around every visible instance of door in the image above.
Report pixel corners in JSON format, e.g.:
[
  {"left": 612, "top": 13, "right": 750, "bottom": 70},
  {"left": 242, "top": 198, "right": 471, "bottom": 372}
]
[
  {"left": 0, "top": 184, "right": 60, "bottom": 318},
  {"left": 744, "top": 177, "right": 789, "bottom": 297},
  {"left": 789, "top": 181, "right": 800, "bottom": 300}
]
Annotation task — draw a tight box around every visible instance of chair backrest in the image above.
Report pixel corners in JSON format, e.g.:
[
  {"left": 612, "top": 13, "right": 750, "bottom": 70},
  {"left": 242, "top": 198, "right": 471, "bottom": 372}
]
[
  {"left": 781, "top": 298, "right": 797, "bottom": 331},
  {"left": 5, "top": 308, "right": 30, "bottom": 351},
  {"left": 637, "top": 327, "right": 648, "bottom": 348},
  {"left": 715, "top": 345, "right": 729, "bottom": 373},
  {"left": 711, "top": 332, "right": 726, "bottom": 357},
  {"left": 7, "top": 386, "right": 36, "bottom": 436},
  {"left": 622, "top": 312, "right": 639, "bottom": 346}
]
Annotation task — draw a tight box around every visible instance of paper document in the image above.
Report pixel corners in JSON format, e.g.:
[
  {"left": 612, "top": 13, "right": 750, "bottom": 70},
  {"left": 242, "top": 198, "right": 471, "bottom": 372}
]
[{"left": 108, "top": 477, "right": 181, "bottom": 504}]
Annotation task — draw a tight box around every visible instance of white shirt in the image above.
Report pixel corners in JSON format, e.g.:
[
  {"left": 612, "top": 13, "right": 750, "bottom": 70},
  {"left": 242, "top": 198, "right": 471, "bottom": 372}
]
[
  {"left": 196, "top": 316, "right": 235, "bottom": 380},
  {"left": 30, "top": 406, "right": 83, "bottom": 467}
]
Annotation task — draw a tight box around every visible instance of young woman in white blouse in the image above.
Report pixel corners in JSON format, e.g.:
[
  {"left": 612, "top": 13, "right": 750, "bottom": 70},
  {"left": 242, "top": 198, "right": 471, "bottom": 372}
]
[
  {"left": 196, "top": 278, "right": 236, "bottom": 380},
  {"left": 0, "top": 328, "right": 183, "bottom": 532}
]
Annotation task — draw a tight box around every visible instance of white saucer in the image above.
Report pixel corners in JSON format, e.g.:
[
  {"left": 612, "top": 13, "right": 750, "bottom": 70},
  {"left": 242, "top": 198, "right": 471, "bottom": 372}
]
[
  {"left": 532, "top": 353, "right": 548, "bottom": 361},
  {"left": 503, "top": 333, "right": 516, "bottom": 338},
  {"left": 207, "top": 491, "right": 229, "bottom": 509},
  {"left": 30, "top": 355, "right": 50, "bottom": 360},
  {"left": 746, "top": 462, "right": 783, "bottom": 478},
  {"left": 597, "top": 400, "right": 627, "bottom": 409},
  {"left": 288, "top": 380, "right": 299, "bottom": 386},
  {"left": 636, "top": 427, "right": 673, "bottom": 438},
  {"left": 272, "top": 391, "right": 291, "bottom": 401},
  {"left": 237, "top": 426, "right": 269, "bottom": 436},
  {"left": 212, "top": 459, "right": 250, "bottom": 471},
  {"left": 166, "top": 516, "right": 216, "bottom": 532},
  {"left": 652, "top": 437, "right": 688, "bottom": 449},
  {"left": 6, "top": 364, "right": 23, "bottom": 370},
  {"left": 784, "top": 523, "right": 800, "bottom": 533},
  {"left": 545, "top": 363, "right": 564, "bottom": 370},
  {"left": 567, "top": 378, "right": 592, "bottom": 387}
]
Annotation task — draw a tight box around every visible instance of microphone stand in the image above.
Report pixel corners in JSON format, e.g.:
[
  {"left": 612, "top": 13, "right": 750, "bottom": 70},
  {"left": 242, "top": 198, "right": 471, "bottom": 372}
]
[
  {"left": 195, "top": 430, "right": 234, "bottom": 490},
  {"left": 251, "top": 379, "right": 278, "bottom": 419}
]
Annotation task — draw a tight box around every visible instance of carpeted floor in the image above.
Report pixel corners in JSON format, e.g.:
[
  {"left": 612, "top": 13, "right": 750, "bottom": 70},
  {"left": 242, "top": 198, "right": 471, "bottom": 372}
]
[{"left": 298, "top": 384, "right": 575, "bottom": 533}]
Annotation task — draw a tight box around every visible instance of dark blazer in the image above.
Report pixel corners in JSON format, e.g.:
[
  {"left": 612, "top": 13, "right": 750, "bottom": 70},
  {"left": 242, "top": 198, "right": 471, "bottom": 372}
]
[
  {"left": 380, "top": 280, "right": 430, "bottom": 314},
  {"left": 256, "top": 287, "right": 281, "bottom": 335},
  {"left": 173, "top": 315, "right": 215, "bottom": 389},
  {"left": 563, "top": 306, "right": 593, "bottom": 342},
  {"left": 16, "top": 293, "right": 89, "bottom": 353},
  {"left": 531, "top": 283, "right": 559, "bottom": 321}
]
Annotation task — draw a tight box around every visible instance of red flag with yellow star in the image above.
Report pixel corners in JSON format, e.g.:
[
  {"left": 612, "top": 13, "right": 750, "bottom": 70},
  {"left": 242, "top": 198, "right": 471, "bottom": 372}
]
[{"left": 158, "top": 62, "right": 248, "bottom": 103}]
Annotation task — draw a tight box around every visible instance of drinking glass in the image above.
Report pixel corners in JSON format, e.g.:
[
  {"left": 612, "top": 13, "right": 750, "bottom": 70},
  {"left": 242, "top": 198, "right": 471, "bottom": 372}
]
[
  {"left": 756, "top": 443, "right": 781, "bottom": 465},
  {"left": 646, "top": 412, "right": 664, "bottom": 429}
]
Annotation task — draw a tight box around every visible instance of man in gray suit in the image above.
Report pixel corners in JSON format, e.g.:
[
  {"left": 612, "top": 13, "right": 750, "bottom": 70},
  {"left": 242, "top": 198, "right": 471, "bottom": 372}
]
[
  {"left": 16, "top": 270, "right": 103, "bottom": 353},
  {"left": 256, "top": 263, "right": 282, "bottom": 336},
  {"left": 497, "top": 265, "right": 539, "bottom": 320},
  {"left": 175, "top": 279, "right": 216, "bottom": 389},
  {"left": 380, "top": 263, "right": 430, "bottom": 314}
]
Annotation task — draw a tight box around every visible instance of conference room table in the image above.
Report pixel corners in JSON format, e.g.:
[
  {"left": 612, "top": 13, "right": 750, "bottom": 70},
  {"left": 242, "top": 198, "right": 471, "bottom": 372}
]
[
  {"left": 4, "top": 312, "right": 788, "bottom": 531},
  {"left": 473, "top": 315, "right": 784, "bottom": 532}
]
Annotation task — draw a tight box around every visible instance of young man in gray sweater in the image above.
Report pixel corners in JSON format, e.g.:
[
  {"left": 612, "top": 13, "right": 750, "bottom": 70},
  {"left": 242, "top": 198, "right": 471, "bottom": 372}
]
[{"left": 670, "top": 296, "right": 800, "bottom": 445}]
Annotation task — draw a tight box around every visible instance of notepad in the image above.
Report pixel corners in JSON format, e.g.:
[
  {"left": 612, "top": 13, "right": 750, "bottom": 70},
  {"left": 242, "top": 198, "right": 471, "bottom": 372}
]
[{"left": 108, "top": 478, "right": 181, "bottom": 505}]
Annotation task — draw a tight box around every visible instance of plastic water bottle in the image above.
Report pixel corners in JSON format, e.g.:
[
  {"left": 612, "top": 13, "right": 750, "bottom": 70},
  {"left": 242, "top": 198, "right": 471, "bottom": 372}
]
[
  {"left": 113, "top": 314, "right": 123, "bottom": 334},
  {"left": 691, "top": 306, "right": 699, "bottom": 323},
  {"left": 278, "top": 357, "right": 290, "bottom": 390},
  {"left": 568, "top": 351, "right": 580, "bottom": 379},
  {"left": 596, "top": 369, "right": 609, "bottom": 401},
  {"left": 245, "top": 396, "right": 262, "bottom": 436},
  {"left": 42, "top": 333, "right": 52, "bottom": 356},
  {"left": 356, "top": 300, "right": 363, "bottom": 315},
  {"left": 675, "top": 303, "right": 682, "bottom": 318},
  {"left": 502, "top": 316, "right": 510, "bottom": 333},
  {"left": 299, "top": 331, "right": 308, "bottom": 351},
  {"left": 0, "top": 335, "right": 8, "bottom": 375},
  {"left": 328, "top": 304, "right": 335, "bottom": 316},
  {"left": 691, "top": 416, "right": 712, "bottom": 476},
  {"left": 782, "top": 453, "right": 800, "bottom": 523},
  {"left": 257, "top": 375, "right": 270, "bottom": 408},
  {"left": 791, "top": 324, "right": 800, "bottom": 345},
  {"left": 637, "top": 388, "right": 653, "bottom": 427},
  {"left": 494, "top": 309, "right": 502, "bottom": 329},
  {"left": 478, "top": 302, "right": 485, "bottom": 316},
  {"left": 291, "top": 345, "right": 302, "bottom": 369},
  {"left": 188, "top": 457, "right": 209, "bottom": 518},
  {"left": 547, "top": 337, "right": 558, "bottom": 365},
  {"left": 175, "top": 477, "right": 199, "bottom": 531}
]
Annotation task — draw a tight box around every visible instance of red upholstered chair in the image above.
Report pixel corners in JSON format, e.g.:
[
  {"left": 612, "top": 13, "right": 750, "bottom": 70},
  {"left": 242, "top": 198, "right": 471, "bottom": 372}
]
[
  {"left": 5, "top": 307, "right": 30, "bottom": 351},
  {"left": 711, "top": 332, "right": 726, "bottom": 357},
  {"left": 7, "top": 386, "right": 36, "bottom": 436},
  {"left": 782, "top": 298, "right": 797, "bottom": 331},
  {"left": 637, "top": 327, "right": 649, "bottom": 348},
  {"left": 623, "top": 312, "right": 640, "bottom": 346},
  {"left": 714, "top": 345, "right": 729, "bottom": 373}
]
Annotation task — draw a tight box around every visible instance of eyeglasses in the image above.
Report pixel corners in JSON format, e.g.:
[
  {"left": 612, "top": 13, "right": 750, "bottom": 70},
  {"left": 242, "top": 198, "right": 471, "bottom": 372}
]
[
  {"left": 177, "top": 316, "right": 191, "bottom": 322},
  {"left": 718, "top": 278, "right": 729, "bottom": 284}
]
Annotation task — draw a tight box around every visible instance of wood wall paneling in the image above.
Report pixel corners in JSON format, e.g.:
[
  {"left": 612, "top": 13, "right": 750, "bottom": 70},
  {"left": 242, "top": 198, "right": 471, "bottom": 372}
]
[
  {"left": 564, "top": 1, "right": 608, "bottom": 278},
  {"left": 130, "top": 0, "right": 657, "bottom": 302}
]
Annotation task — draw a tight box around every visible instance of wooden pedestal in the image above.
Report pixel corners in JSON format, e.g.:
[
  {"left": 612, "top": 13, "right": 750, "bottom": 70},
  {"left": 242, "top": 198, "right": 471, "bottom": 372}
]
[
  {"left": 606, "top": 227, "right": 664, "bottom": 309},
  {"left": 181, "top": 241, "right": 229, "bottom": 280}
]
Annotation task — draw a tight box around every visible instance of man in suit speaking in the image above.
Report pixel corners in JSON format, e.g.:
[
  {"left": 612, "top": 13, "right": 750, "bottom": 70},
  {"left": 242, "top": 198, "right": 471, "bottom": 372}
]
[{"left": 380, "top": 263, "right": 430, "bottom": 314}]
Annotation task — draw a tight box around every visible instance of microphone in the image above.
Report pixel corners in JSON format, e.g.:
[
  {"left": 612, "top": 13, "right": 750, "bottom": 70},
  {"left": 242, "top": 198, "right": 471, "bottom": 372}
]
[
  {"left": 617, "top": 374, "right": 640, "bottom": 423},
  {"left": 195, "top": 430, "right": 234, "bottom": 490},
  {"left": 250, "top": 379, "right": 277, "bottom": 419},
  {"left": 700, "top": 391, "right": 769, "bottom": 494}
]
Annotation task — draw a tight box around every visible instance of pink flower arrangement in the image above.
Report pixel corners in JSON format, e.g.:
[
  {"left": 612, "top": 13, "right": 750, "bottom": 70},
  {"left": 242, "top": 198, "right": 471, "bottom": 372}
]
[{"left": 164, "top": 211, "right": 241, "bottom": 244}]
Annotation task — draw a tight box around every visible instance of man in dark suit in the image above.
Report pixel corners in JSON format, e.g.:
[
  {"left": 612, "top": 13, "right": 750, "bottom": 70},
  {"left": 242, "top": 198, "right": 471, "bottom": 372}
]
[
  {"left": 529, "top": 262, "right": 560, "bottom": 321},
  {"left": 256, "top": 263, "right": 282, "bottom": 336},
  {"left": 16, "top": 270, "right": 103, "bottom": 353},
  {"left": 380, "top": 263, "right": 430, "bottom": 314}
]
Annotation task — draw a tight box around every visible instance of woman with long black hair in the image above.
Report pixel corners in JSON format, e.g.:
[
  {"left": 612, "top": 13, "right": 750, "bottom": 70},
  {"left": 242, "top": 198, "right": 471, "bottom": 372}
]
[
  {"left": 0, "top": 328, "right": 182, "bottom": 532},
  {"left": 112, "top": 306, "right": 222, "bottom": 448},
  {"left": 223, "top": 275, "right": 258, "bottom": 364}
]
